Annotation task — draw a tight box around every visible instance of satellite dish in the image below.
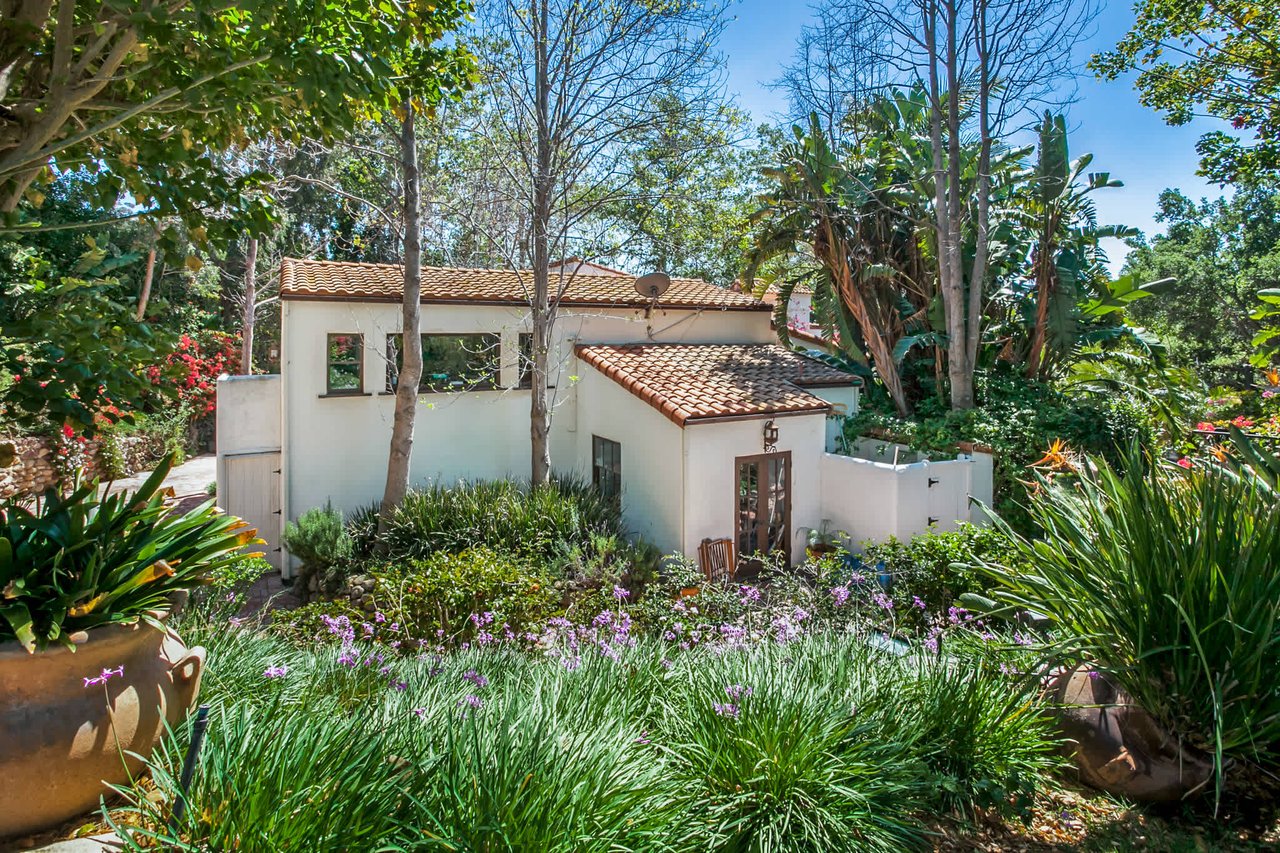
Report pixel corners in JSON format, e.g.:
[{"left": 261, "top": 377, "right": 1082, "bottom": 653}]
[{"left": 634, "top": 272, "right": 671, "bottom": 300}]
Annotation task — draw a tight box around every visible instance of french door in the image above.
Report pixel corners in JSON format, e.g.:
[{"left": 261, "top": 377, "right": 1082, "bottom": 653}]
[{"left": 735, "top": 451, "right": 791, "bottom": 564}]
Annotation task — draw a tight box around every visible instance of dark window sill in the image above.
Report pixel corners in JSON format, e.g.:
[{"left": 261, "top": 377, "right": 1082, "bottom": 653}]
[
  {"left": 380, "top": 386, "right": 507, "bottom": 396},
  {"left": 318, "top": 391, "right": 371, "bottom": 399}
]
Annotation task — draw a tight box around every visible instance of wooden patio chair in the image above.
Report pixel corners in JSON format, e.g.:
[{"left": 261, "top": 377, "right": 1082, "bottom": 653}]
[{"left": 698, "top": 537, "right": 736, "bottom": 584}]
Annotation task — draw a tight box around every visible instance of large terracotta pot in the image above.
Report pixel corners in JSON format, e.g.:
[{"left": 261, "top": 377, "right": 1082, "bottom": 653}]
[
  {"left": 1049, "top": 664, "right": 1214, "bottom": 802},
  {"left": 0, "top": 606, "right": 205, "bottom": 838}
]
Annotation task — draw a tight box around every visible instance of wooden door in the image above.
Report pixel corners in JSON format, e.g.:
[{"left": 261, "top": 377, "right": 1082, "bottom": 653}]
[
  {"left": 735, "top": 451, "right": 791, "bottom": 564},
  {"left": 223, "top": 451, "right": 282, "bottom": 571}
]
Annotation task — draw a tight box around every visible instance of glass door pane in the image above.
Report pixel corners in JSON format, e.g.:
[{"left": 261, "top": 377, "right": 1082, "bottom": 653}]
[{"left": 737, "top": 459, "right": 760, "bottom": 557}]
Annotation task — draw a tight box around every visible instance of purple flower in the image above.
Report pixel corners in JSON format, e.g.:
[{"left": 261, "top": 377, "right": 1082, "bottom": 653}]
[
  {"left": 337, "top": 650, "right": 357, "bottom": 667},
  {"left": 263, "top": 665, "right": 288, "bottom": 679},
  {"left": 635, "top": 730, "right": 651, "bottom": 745},
  {"left": 660, "top": 658, "right": 673, "bottom": 670},
  {"left": 1088, "top": 669, "right": 1101, "bottom": 680},
  {"left": 946, "top": 606, "right": 968, "bottom": 625},
  {"left": 911, "top": 596, "right": 926, "bottom": 610},
  {"left": 393, "top": 681, "right": 408, "bottom": 692},
  {"left": 458, "top": 694, "right": 484, "bottom": 710},
  {"left": 412, "top": 707, "right": 428, "bottom": 718},
  {"left": 375, "top": 612, "right": 386, "bottom": 624},
  {"left": 612, "top": 585, "right": 630, "bottom": 601},
  {"left": 924, "top": 627, "right": 942, "bottom": 653},
  {"left": 462, "top": 669, "right": 489, "bottom": 688},
  {"left": 725, "top": 683, "right": 752, "bottom": 701},
  {"left": 712, "top": 702, "right": 739, "bottom": 719},
  {"left": 82, "top": 666, "right": 124, "bottom": 688},
  {"left": 738, "top": 584, "right": 761, "bottom": 603},
  {"left": 871, "top": 592, "right": 894, "bottom": 611},
  {"left": 830, "top": 585, "right": 850, "bottom": 607}
]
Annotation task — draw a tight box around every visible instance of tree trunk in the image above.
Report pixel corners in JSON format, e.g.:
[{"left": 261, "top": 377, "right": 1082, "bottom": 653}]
[
  {"left": 378, "top": 100, "right": 424, "bottom": 535},
  {"left": 966, "top": 0, "right": 992, "bottom": 386},
  {"left": 529, "top": 0, "right": 553, "bottom": 486},
  {"left": 134, "top": 246, "right": 156, "bottom": 321},
  {"left": 923, "top": 0, "right": 968, "bottom": 411},
  {"left": 240, "top": 236, "right": 257, "bottom": 374},
  {"left": 825, "top": 224, "right": 912, "bottom": 416},
  {"left": 1025, "top": 242, "right": 1054, "bottom": 379},
  {"left": 943, "top": 0, "right": 974, "bottom": 410}
]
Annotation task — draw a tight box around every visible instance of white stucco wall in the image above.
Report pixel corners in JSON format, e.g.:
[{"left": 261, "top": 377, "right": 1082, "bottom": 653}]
[
  {"left": 819, "top": 446, "right": 994, "bottom": 546},
  {"left": 563, "top": 363, "right": 685, "bottom": 551},
  {"left": 279, "top": 298, "right": 773, "bottom": 527},
  {"left": 216, "top": 374, "right": 281, "bottom": 455},
  {"left": 787, "top": 292, "right": 814, "bottom": 329},
  {"left": 682, "top": 413, "right": 827, "bottom": 565}
]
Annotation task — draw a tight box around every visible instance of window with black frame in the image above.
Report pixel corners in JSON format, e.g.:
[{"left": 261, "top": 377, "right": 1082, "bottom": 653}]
[
  {"left": 326, "top": 333, "right": 364, "bottom": 394},
  {"left": 592, "top": 435, "right": 622, "bottom": 504},
  {"left": 386, "top": 333, "right": 500, "bottom": 393}
]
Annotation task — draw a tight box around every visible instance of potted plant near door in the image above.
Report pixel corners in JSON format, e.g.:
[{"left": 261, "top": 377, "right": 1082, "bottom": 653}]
[
  {"left": 0, "top": 457, "right": 261, "bottom": 839},
  {"left": 798, "top": 520, "right": 845, "bottom": 562}
]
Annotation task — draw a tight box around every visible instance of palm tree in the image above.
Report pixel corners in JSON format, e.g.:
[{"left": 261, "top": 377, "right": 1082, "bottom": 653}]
[{"left": 746, "top": 111, "right": 930, "bottom": 416}]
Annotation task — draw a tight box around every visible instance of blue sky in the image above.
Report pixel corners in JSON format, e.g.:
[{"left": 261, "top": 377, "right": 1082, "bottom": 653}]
[{"left": 718, "top": 0, "right": 1228, "bottom": 273}]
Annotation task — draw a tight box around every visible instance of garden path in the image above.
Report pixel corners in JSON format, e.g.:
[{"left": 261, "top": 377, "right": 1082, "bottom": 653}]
[{"left": 102, "top": 454, "right": 216, "bottom": 512}]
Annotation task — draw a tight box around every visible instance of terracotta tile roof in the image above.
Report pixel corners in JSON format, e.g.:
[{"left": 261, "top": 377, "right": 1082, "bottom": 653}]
[
  {"left": 575, "top": 343, "right": 858, "bottom": 426},
  {"left": 278, "top": 258, "right": 767, "bottom": 311}
]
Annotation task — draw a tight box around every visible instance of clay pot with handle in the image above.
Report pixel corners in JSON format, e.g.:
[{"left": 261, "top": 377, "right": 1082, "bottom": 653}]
[
  {"left": 0, "top": 601, "right": 205, "bottom": 839},
  {"left": 1048, "top": 664, "right": 1214, "bottom": 802}
]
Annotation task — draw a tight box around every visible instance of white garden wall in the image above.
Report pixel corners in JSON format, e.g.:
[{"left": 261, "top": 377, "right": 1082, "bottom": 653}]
[{"left": 818, "top": 438, "right": 994, "bottom": 546}]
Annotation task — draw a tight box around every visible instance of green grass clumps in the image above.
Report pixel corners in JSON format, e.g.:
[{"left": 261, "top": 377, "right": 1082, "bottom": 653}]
[
  {"left": 111, "top": 626, "right": 1059, "bottom": 852},
  {"left": 362, "top": 476, "right": 623, "bottom": 563}
]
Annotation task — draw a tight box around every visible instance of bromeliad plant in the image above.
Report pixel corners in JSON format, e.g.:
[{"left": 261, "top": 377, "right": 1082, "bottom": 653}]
[
  {"left": 0, "top": 456, "right": 261, "bottom": 652},
  {"left": 974, "top": 444, "right": 1280, "bottom": 799}
]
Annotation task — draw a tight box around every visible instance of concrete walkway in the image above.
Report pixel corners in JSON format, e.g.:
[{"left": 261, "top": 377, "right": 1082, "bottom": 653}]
[{"left": 103, "top": 453, "right": 216, "bottom": 505}]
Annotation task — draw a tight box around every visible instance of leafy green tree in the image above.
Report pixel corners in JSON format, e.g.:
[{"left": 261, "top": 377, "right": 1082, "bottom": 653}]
[
  {"left": 1, "top": 0, "right": 472, "bottom": 247},
  {"left": 0, "top": 244, "right": 167, "bottom": 433},
  {"left": 1092, "top": 1, "right": 1280, "bottom": 184},
  {"left": 607, "top": 93, "right": 760, "bottom": 285},
  {"left": 1123, "top": 185, "right": 1280, "bottom": 386}
]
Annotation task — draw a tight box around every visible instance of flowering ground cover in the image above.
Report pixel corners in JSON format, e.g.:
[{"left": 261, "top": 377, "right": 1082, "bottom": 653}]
[{"left": 100, "top": 599, "right": 1057, "bottom": 852}]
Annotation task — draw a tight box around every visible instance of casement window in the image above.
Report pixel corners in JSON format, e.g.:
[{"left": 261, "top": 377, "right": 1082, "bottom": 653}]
[
  {"left": 518, "top": 332, "right": 534, "bottom": 389},
  {"left": 592, "top": 435, "right": 622, "bottom": 504},
  {"left": 326, "top": 333, "right": 364, "bottom": 394},
  {"left": 386, "top": 333, "right": 501, "bottom": 393}
]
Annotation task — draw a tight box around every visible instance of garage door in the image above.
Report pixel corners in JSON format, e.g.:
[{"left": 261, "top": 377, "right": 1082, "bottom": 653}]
[{"left": 222, "top": 451, "right": 282, "bottom": 571}]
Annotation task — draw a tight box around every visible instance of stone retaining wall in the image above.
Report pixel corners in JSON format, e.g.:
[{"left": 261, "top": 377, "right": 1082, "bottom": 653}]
[{"left": 0, "top": 435, "right": 165, "bottom": 499}]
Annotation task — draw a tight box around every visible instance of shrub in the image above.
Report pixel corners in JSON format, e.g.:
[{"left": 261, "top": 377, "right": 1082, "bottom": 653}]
[
  {"left": 281, "top": 504, "right": 353, "bottom": 602},
  {"left": 276, "top": 547, "right": 560, "bottom": 647},
  {"left": 0, "top": 456, "right": 261, "bottom": 651},
  {"left": 976, "top": 448, "right": 1280, "bottom": 800},
  {"left": 855, "top": 525, "right": 1023, "bottom": 629},
  {"left": 847, "top": 368, "right": 1162, "bottom": 531},
  {"left": 370, "top": 477, "right": 622, "bottom": 563}
]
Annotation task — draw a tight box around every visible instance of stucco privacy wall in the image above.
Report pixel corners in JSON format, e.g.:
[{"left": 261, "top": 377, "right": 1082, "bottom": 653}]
[
  {"left": 819, "top": 448, "right": 994, "bottom": 545},
  {"left": 280, "top": 298, "right": 773, "bottom": 524},
  {"left": 565, "top": 362, "right": 685, "bottom": 551},
  {"left": 681, "top": 413, "right": 828, "bottom": 564},
  {"left": 216, "top": 375, "right": 282, "bottom": 456}
]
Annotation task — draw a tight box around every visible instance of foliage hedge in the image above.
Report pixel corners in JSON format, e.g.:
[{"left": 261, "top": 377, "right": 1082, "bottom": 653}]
[
  {"left": 351, "top": 476, "right": 623, "bottom": 563},
  {"left": 847, "top": 369, "right": 1160, "bottom": 530}
]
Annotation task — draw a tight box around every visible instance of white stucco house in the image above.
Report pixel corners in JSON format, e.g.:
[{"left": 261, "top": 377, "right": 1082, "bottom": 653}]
[{"left": 217, "top": 258, "right": 990, "bottom": 573}]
